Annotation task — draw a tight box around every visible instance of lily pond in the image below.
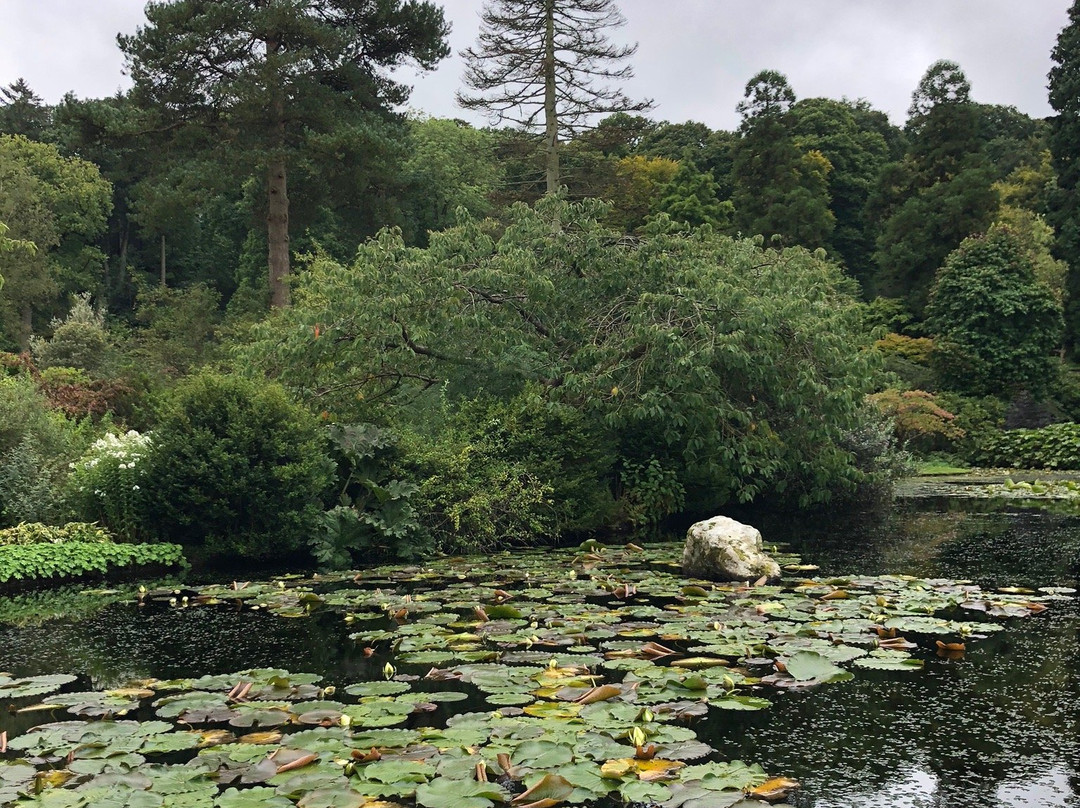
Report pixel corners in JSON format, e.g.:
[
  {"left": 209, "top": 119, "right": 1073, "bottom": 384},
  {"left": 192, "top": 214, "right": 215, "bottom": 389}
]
[{"left": 0, "top": 493, "right": 1078, "bottom": 808}]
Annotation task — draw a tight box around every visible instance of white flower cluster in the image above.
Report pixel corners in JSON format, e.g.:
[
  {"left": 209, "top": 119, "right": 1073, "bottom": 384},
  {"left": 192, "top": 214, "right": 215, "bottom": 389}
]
[{"left": 77, "top": 430, "right": 152, "bottom": 471}]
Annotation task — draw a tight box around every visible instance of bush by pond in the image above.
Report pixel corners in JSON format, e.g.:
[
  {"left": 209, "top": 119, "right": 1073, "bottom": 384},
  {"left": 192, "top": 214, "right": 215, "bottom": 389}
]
[
  {"left": 0, "top": 521, "right": 186, "bottom": 585},
  {"left": 138, "top": 372, "right": 335, "bottom": 561},
  {"left": 969, "top": 421, "right": 1080, "bottom": 469}
]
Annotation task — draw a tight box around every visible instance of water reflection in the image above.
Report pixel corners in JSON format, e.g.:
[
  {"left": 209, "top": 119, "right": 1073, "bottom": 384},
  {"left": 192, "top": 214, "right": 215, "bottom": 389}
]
[
  {"left": 0, "top": 500, "right": 1077, "bottom": 807},
  {"left": 716, "top": 500, "right": 1080, "bottom": 808}
]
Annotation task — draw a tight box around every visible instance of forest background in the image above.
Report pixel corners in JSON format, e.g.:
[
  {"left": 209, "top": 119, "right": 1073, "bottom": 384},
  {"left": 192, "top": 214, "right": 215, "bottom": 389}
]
[{"left": 3, "top": 0, "right": 1080, "bottom": 574}]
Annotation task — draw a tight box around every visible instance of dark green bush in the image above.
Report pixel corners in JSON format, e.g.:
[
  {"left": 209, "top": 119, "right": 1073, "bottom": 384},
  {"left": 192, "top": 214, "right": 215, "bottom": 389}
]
[
  {"left": 395, "top": 390, "right": 617, "bottom": 553},
  {"left": 968, "top": 422, "right": 1080, "bottom": 469},
  {"left": 312, "top": 423, "right": 426, "bottom": 569},
  {"left": 140, "top": 372, "right": 334, "bottom": 561}
]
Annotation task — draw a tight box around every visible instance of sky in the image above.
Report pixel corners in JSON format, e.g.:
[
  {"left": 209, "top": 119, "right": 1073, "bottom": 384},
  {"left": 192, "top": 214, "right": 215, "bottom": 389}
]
[{"left": 0, "top": 0, "right": 1073, "bottom": 132}]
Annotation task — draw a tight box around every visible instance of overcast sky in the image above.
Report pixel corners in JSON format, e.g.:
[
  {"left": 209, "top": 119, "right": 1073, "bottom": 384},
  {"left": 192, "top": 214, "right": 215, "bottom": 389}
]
[{"left": 0, "top": 0, "right": 1073, "bottom": 132}]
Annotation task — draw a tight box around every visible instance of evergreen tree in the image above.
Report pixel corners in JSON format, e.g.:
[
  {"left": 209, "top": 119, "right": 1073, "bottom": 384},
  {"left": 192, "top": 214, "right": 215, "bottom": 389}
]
[
  {"left": 0, "top": 80, "right": 52, "bottom": 141},
  {"left": 926, "top": 225, "right": 1062, "bottom": 398},
  {"left": 458, "top": 0, "right": 652, "bottom": 195},
  {"left": 872, "top": 61, "right": 997, "bottom": 313},
  {"left": 730, "top": 71, "right": 834, "bottom": 249},
  {"left": 789, "top": 98, "right": 893, "bottom": 283},
  {"left": 119, "top": 0, "right": 450, "bottom": 308},
  {"left": 1048, "top": 0, "right": 1080, "bottom": 349}
]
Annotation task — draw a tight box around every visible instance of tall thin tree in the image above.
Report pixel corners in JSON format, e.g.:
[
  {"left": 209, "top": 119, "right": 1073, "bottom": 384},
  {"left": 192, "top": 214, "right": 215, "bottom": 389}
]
[
  {"left": 457, "top": 0, "right": 651, "bottom": 195},
  {"left": 120, "top": 0, "right": 449, "bottom": 308}
]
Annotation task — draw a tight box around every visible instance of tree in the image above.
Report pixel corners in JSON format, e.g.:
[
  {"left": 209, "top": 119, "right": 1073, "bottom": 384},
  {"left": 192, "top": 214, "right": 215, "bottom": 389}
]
[
  {"left": 1048, "top": 0, "right": 1080, "bottom": 349},
  {"left": 926, "top": 225, "right": 1063, "bottom": 398},
  {"left": 399, "top": 117, "right": 503, "bottom": 244},
  {"left": 872, "top": 61, "right": 998, "bottom": 311},
  {"left": 730, "top": 71, "right": 835, "bottom": 250},
  {"left": 789, "top": 98, "right": 892, "bottom": 283},
  {"left": 244, "top": 199, "right": 881, "bottom": 509},
  {"left": 653, "top": 164, "right": 732, "bottom": 229},
  {"left": 0, "top": 80, "right": 52, "bottom": 141},
  {"left": 458, "top": 0, "right": 652, "bottom": 195},
  {"left": 119, "top": 0, "right": 450, "bottom": 308},
  {"left": 0, "top": 135, "right": 112, "bottom": 347},
  {"left": 736, "top": 69, "right": 796, "bottom": 124},
  {"left": 605, "top": 154, "right": 678, "bottom": 231}
]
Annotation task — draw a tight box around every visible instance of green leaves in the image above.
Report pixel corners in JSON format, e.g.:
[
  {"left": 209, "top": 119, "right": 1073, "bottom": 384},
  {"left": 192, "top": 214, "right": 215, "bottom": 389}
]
[
  {"left": 0, "top": 539, "right": 186, "bottom": 585},
  {"left": 782, "top": 651, "right": 851, "bottom": 684},
  {"left": 414, "top": 778, "right": 509, "bottom": 808}
]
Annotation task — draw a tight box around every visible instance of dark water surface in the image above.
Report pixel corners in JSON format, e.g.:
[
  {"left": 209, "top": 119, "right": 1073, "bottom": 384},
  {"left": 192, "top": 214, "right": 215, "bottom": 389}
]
[
  {"left": 1, "top": 498, "right": 1078, "bottom": 807},
  {"left": 733, "top": 501, "right": 1080, "bottom": 808}
]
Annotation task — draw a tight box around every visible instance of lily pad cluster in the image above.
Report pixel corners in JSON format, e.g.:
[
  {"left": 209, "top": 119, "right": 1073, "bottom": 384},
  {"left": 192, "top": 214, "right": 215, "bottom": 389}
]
[{"left": 0, "top": 541, "right": 1061, "bottom": 808}]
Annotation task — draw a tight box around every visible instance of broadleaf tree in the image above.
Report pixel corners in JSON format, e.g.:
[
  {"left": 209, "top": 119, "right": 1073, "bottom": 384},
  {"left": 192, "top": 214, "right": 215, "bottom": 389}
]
[
  {"left": 457, "top": 0, "right": 652, "bottom": 194},
  {"left": 119, "top": 0, "right": 450, "bottom": 308}
]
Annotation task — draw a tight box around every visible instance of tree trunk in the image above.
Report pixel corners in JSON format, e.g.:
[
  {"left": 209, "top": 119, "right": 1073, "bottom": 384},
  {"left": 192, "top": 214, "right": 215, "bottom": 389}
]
[
  {"left": 266, "top": 39, "right": 291, "bottom": 308},
  {"left": 543, "top": 0, "right": 559, "bottom": 195},
  {"left": 19, "top": 305, "right": 32, "bottom": 351},
  {"left": 160, "top": 234, "right": 167, "bottom": 287}
]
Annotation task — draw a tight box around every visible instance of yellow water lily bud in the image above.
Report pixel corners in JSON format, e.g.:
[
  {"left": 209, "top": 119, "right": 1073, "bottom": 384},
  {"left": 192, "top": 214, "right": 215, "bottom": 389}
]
[
  {"left": 628, "top": 726, "right": 647, "bottom": 747},
  {"left": 722, "top": 675, "right": 735, "bottom": 692},
  {"left": 339, "top": 713, "right": 351, "bottom": 727},
  {"left": 548, "top": 657, "right": 559, "bottom": 671},
  {"left": 383, "top": 663, "right": 396, "bottom": 680},
  {"left": 323, "top": 686, "right": 336, "bottom": 697},
  {"left": 641, "top": 707, "right": 654, "bottom": 723}
]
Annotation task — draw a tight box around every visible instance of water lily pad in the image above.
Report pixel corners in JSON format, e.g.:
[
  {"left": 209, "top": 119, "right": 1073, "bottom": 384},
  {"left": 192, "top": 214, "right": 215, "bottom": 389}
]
[{"left": 414, "top": 777, "right": 509, "bottom": 808}]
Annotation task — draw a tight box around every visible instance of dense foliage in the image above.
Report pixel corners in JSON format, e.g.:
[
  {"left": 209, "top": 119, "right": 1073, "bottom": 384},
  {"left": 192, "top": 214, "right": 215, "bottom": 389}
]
[
  {"left": 0, "top": 520, "right": 186, "bottom": 585},
  {"left": 2, "top": 2, "right": 1080, "bottom": 566},
  {"left": 139, "top": 373, "right": 334, "bottom": 560},
  {"left": 925, "top": 226, "right": 1063, "bottom": 398},
  {"left": 0, "top": 539, "right": 186, "bottom": 584},
  {"left": 249, "top": 200, "right": 882, "bottom": 526},
  {"left": 969, "top": 422, "right": 1080, "bottom": 470}
]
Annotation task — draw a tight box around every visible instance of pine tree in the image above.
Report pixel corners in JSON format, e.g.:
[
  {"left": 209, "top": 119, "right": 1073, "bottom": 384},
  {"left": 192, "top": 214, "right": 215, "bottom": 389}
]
[
  {"left": 120, "top": 0, "right": 449, "bottom": 308},
  {"left": 1048, "top": 0, "right": 1080, "bottom": 349},
  {"left": 457, "top": 0, "right": 651, "bottom": 195}
]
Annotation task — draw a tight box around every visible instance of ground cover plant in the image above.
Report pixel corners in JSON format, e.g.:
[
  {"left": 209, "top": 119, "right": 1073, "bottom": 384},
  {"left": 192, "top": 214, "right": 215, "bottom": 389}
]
[
  {"left": 0, "top": 540, "right": 1058, "bottom": 808},
  {"left": 0, "top": 522, "right": 186, "bottom": 585}
]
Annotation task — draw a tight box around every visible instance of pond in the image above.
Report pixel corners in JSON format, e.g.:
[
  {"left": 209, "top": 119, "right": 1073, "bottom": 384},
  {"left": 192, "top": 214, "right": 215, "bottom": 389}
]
[{"left": 0, "top": 495, "right": 1077, "bottom": 807}]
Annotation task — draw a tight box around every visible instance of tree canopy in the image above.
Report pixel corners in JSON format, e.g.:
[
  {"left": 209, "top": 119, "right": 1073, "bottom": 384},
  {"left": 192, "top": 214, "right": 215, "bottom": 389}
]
[
  {"left": 119, "top": 0, "right": 450, "bottom": 306},
  {"left": 458, "top": 0, "right": 651, "bottom": 194}
]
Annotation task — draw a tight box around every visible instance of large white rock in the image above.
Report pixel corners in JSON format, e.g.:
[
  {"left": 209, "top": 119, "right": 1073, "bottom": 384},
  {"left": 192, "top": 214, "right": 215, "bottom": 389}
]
[{"left": 682, "top": 516, "right": 780, "bottom": 582}]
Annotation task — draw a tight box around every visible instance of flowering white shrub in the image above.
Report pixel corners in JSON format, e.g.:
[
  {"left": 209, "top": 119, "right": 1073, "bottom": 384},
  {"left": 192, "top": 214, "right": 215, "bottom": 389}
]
[{"left": 68, "top": 430, "right": 152, "bottom": 542}]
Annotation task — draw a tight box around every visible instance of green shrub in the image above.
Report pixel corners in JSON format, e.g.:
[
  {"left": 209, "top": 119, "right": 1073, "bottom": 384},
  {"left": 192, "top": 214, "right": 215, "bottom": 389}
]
[
  {"left": 67, "top": 430, "right": 151, "bottom": 542},
  {"left": 312, "top": 423, "right": 425, "bottom": 569},
  {"left": 969, "top": 422, "right": 1080, "bottom": 469},
  {"left": 0, "top": 540, "right": 186, "bottom": 584},
  {"left": 926, "top": 225, "right": 1063, "bottom": 398},
  {"left": 937, "top": 393, "right": 1008, "bottom": 457},
  {"left": 393, "top": 390, "right": 617, "bottom": 553},
  {"left": 869, "top": 389, "right": 964, "bottom": 454},
  {"left": 140, "top": 372, "right": 334, "bottom": 561},
  {"left": 619, "top": 457, "right": 685, "bottom": 528},
  {"left": 0, "top": 521, "right": 111, "bottom": 546},
  {"left": 29, "top": 293, "right": 113, "bottom": 375},
  {"left": 0, "top": 372, "right": 98, "bottom": 527}
]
